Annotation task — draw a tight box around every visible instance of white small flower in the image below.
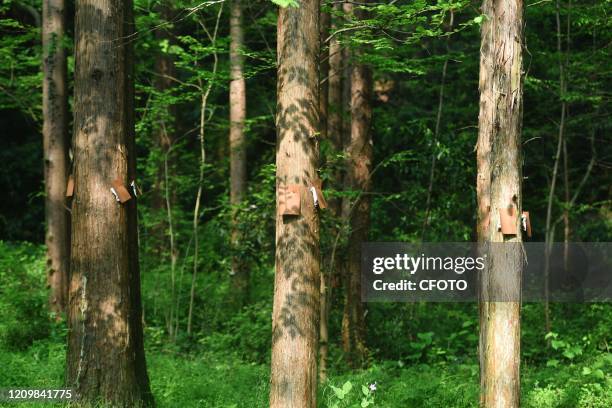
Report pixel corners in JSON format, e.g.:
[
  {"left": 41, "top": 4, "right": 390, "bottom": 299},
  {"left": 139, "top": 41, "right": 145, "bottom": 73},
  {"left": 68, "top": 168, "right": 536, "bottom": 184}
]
[
  {"left": 249, "top": 204, "right": 257, "bottom": 209},
  {"left": 369, "top": 382, "right": 377, "bottom": 392}
]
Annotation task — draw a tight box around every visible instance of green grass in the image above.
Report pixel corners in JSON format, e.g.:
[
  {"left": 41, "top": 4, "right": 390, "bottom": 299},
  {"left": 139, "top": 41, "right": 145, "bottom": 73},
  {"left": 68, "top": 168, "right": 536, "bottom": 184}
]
[{"left": 0, "top": 339, "right": 610, "bottom": 407}]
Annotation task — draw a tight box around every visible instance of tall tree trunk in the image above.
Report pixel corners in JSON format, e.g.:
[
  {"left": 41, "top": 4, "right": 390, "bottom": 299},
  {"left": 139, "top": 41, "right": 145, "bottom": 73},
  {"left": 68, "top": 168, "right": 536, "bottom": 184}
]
[
  {"left": 340, "top": 0, "right": 353, "bottom": 362},
  {"left": 544, "top": 0, "right": 570, "bottom": 339},
  {"left": 561, "top": 0, "right": 572, "bottom": 280},
  {"left": 318, "top": 0, "right": 331, "bottom": 383},
  {"left": 319, "top": 0, "right": 343, "bottom": 383},
  {"left": 187, "top": 7, "right": 223, "bottom": 336},
  {"left": 270, "top": 1, "right": 320, "bottom": 407},
  {"left": 229, "top": 0, "right": 248, "bottom": 309},
  {"left": 67, "top": 1, "right": 153, "bottom": 405},
  {"left": 421, "top": 9, "right": 454, "bottom": 241},
  {"left": 342, "top": 1, "right": 373, "bottom": 367},
  {"left": 43, "top": 0, "right": 69, "bottom": 317},
  {"left": 318, "top": 0, "right": 330, "bottom": 141},
  {"left": 477, "top": 0, "right": 524, "bottom": 406},
  {"left": 152, "top": 1, "right": 179, "bottom": 338}
]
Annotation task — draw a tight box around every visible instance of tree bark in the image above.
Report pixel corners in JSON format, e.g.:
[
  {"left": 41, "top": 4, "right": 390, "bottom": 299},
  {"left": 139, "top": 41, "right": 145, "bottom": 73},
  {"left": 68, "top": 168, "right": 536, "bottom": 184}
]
[
  {"left": 67, "top": 1, "right": 153, "bottom": 405},
  {"left": 229, "top": 0, "right": 248, "bottom": 308},
  {"left": 318, "top": 1, "right": 330, "bottom": 141},
  {"left": 544, "top": 0, "right": 570, "bottom": 339},
  {"left": 188, "top": 8, "right": 223, "bottom": 336},
  {"left": 318, "top": 0, "right": 343, "bottom": 383},
  {"left": 318, "top": 0, "right": 331, "bottom": 384},
  {"left": 270, "top": 1, "right": 320, "bottom": 407},
  {"left": 43, "top": 0, "right": 69, "bottom": 316},
  {"left": 152, "top": 1, "right": 178, "bottom": 338},
  {"left": 340, "top": 0, "right": 353, "bottom": 363},
  {"left": 342, "top": 1, "right": 373, "bottom": 367},
  {"left": 422, "top": 10, "right": 454, "bottom": 241},
  {"left": 477, "top": 0, "right": 524, "bottom": 406}
]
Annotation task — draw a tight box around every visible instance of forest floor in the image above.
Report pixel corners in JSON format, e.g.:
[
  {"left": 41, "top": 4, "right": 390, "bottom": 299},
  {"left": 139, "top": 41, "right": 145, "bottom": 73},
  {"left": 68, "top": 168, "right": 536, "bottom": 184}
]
[
  {"left": 1, "top": 338, "right": 610, "bottom": 407},
  {"left": 0, "top": 242, "right": 610, "bottom": 407}
]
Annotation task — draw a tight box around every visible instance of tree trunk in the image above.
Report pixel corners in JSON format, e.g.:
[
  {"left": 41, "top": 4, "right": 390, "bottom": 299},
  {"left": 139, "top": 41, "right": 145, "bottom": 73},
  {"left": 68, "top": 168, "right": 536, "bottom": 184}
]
[
  {"left": 152, "top": 1, "right": 179, "bottom": 338},
  {"left": 229, "top": 0, "right": 248, "bottom": 308},
  {"left": 318, "top": 0, "right": 343, "bottom": 383},
  {"left": 340, "top": 0, "right": 353, "bottom": 362},
  {"left": 67, "top": 1, "right": 153, "bottom": 405},
  {"left": 477, "top": 0, "right": 524, "bottom": 406},
  {"left": 422, "top": 10, "right": 454, "bottom": 241},
  {"left": 43, "top": 0, "right": 69, "bottom": 317},
  {"left": 270, "top": 1, "right": 320, "bottom": 407},
  {"left": 544, "top": 0, "right": 571, "bottom": 340},
  {"left": 188, "top": 6, "right": 223, "bottom": 336},
  {"left": 342, "top": 1, "right": 373, "bottom": 368},
  {"left": 318, "top": 0, "right": 331, "bottom": 384},
  {"left": 319, "top": 1, "right": 330, "bottom": 141}
]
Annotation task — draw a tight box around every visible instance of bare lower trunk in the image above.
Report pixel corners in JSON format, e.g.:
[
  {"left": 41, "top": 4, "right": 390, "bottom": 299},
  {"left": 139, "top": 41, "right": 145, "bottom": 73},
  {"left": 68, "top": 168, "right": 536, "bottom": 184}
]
[
  {"left": 340, "top": 0, "right": 354, "bottom": 362},
  {"left": 318, "top": 0, "right": 332, "bottom": 384},
  {"left": 229, "top": 0, "right": 248, "bottom": 308},
  {"left": 270, "top": 2, "right": 320, "bottom": 407},
  {"left": 561, "top": 0, "right": 572, "bottom": 280},
  {"left": 544, "top": 0, "right": 570, "bottom": 339},
  {"left": 43, "top": 0, "right": 69, "bottom": 317},
  {"left": 342, "top": 1, "right": 373, "bottom": 368},
  {"left": 477, "top": 0, "right": 524, "bottom": 406},
  {"left": 67, "top": 1, "right": 153, "bottom": 405},
  {"left": 152, "top": 2, "right": 178, "bottom": 338}
]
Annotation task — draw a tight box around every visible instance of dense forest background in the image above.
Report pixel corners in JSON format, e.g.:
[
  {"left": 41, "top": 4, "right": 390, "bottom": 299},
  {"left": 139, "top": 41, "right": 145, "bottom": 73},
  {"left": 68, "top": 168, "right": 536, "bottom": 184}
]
[{"left": 0, "top": 0, "right": 610, "bottom": 406}]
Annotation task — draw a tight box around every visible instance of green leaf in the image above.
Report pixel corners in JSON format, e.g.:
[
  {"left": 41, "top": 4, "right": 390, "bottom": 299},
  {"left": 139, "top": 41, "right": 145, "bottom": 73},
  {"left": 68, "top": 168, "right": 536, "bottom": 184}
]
[
  {"left": 473, "top": 15, "right": 485, "bottom": 25},
  {"left": 342, "top": 381, "right": 353, "bottom": 395},
  {"left": 546, "top": 359, "right": 559, "bottom": 367},
  {"left": 562, "top": 350, "right": 575, "bottom": 360},
  {"left": 551, "top": 339, "right": 565, "bottom": 350},
  {"left": 330, "top": 385, "right": 345, "bottom": 400},
  {"left": 362, "top": 385, "right": 369, "bottom": 396},
  {"left": 271, "top": 0, "right": 299, "bottom": 7}
]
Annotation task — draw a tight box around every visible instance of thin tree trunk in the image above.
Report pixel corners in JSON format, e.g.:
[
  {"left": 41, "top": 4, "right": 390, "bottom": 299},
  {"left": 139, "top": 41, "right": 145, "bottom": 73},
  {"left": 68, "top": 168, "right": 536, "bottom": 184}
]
[
  {"left": 43, "top": 0, "right": 69, "bottom": 317},
  {"left": 188, "top": 7, "right": 223, "bottom": 336},
  {"left": 318, "top": 0, "right": 343, "bottom": 383},
  {"left": 561, "top": 0, "right": 572, "bottom": 277},
  {"left": 477, "top": 0, "right": 524, "bottom": 406},
  {"left": 270, "top": 1, "right": 320, "bottom": 406},
  {"left": 229, "top": 0, "right": 248, "bottom": 309},
  {"left": 421, "top": 10, "right": 454, "bottom": 241},
  {"left": 164, "top": 147, "right": 178, "bottom": 340},
  {"left": 152, "top": 2, "right": 178, "bottom": 339},
  {"left": 319, "top": 0, "right": 330, "bottom": 141},
  {"left": 544, "top": 0, "right": 569, "bottom": 339},
  {"left": 318, "top": 0, "right": 331, "bottom": 384},
  {"left": 342, "top": 1, "right": 373, "bottom": 367},
  {"left": 340, "top": 0, "right": 354, "bottom": 362},
  {"left": 67, "top": 0, "right": 153, "bottom": 405}
]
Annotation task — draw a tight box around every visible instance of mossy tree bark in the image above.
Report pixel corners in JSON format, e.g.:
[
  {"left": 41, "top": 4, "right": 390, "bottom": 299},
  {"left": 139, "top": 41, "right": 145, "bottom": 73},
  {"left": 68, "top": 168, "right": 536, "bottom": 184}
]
[
  {"left": 477, "top": 0, "right": 524, "bottom": 407},
  {"left": 270, "top": 1, "right": 320, "bottom": 407},
  {"left": 67, "top": 0, "right": 153, "bottom": 405},
  {"left": 43, "top": 0, "right": 69, "bottom": 316}
]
